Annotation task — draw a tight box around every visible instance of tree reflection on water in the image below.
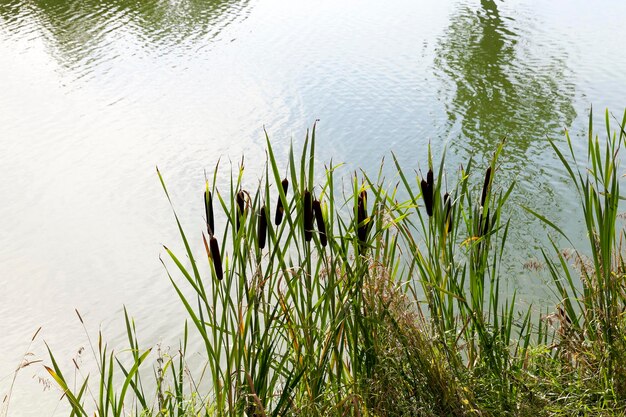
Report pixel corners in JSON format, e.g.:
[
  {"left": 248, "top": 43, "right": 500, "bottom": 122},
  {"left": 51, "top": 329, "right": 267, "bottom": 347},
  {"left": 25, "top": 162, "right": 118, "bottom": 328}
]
[
  {"left": 435, "top": 0, "right": 576, "bottom": 163},
  {"left": 0, "top": 0, "right": 251, "bottom": 72}
]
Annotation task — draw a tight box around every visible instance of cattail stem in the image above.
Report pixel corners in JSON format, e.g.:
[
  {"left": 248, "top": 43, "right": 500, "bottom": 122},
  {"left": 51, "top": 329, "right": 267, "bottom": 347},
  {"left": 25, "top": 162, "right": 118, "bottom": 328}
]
[
  {"left": 275, "top": 178, "right": 289, "bottom": 225},
  {"left": 209, "top": 236, "right": 223, "bottom": 280},
  {"left": 313, "top": 200, "right": 326, "bottom": 247},
  {"left": 258, "top": 205, "right": 267, "bottom": 249},
  {"left": 303, "top": 190, "right": 313, "bottom": 242}
]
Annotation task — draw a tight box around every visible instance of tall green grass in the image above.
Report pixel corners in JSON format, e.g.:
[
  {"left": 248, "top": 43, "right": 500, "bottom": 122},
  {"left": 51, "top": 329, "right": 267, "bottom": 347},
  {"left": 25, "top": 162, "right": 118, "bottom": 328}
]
[
  {"left": 45, "top": 111, "right": 626, "bottom": 416},
  {"left": 526, "top": 109, "right": 626, "bottom": 410}
]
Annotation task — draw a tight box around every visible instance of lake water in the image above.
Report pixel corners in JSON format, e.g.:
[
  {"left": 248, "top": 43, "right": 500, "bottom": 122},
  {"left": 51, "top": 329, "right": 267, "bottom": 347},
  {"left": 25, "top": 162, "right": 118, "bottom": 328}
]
[{"left": 1, "top": 0, "right": 625, "bottom": 414}]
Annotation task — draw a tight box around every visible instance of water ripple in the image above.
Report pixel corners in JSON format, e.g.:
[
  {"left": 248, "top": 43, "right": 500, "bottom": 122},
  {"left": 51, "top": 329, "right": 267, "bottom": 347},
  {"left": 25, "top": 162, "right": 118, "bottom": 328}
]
[{"left": 0, "top": 0, "right": 252, "bottom": 83}]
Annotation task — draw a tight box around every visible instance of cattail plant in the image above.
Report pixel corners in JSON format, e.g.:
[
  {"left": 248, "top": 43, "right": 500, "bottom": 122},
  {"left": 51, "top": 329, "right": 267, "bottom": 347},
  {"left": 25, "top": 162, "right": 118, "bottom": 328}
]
[
  {"left": 421, "top": 169, "right": 434, "bottom": 216},
  {"left": 204, "top": 188, "right": 215, "bottom": 236},
  {"left": 50, "top": 116, "right": 626, "bottom": 417},
  {"left": 312, "top": 199, "right": 327, "bottom": 247},
  {"left": 357, "top": 190, "right": 368, "bottom": 246},
  {"left": 480, "top": 167, "right": 491, "bottom": 208},
  {"left": 474, "top": 167, "right": 493, "bottom": 237},
  {"left": 275, "top": 178, "right": 289, "bottom": 225},
  {"left": 209, "top": 235, "right": 223, "bottom": 280},
  {"left": 236, "top": 190, "right": 246, "bottom": 231},
  {"left": 258, "top": 205, "right": 267, "bottom": 249},
  {"left": 303, "top": 189, "right": 313, "bottom": 242}
]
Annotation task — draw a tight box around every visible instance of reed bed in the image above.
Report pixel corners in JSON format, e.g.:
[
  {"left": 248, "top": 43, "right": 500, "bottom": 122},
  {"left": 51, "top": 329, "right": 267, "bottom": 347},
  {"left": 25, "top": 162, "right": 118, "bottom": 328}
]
[{"left": 44, "top": 111, "right": 626, "bottom": 416}]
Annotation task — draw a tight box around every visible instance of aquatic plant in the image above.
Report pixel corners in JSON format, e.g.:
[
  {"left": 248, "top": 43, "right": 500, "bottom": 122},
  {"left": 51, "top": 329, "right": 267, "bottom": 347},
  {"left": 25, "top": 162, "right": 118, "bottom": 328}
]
[{"left": 44, "top": 111, "right": 626, "bottom": 416}]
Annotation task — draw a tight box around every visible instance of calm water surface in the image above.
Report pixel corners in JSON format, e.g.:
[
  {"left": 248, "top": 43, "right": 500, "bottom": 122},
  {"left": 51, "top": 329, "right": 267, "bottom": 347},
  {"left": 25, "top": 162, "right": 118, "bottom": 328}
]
[{"left": 1, "top": 0, "right": 625, "bottom": 414}]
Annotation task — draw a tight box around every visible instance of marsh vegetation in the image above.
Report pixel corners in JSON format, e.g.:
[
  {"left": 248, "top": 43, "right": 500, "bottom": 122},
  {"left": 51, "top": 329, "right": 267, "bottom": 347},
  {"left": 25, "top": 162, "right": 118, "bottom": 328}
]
[{"left": 41, "top": 110, "right": 626, "bottom": 416}]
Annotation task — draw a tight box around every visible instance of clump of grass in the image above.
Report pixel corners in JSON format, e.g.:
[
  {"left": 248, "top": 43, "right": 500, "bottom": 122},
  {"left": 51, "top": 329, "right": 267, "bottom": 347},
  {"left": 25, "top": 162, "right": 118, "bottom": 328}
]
[
  {"left": 44, "top": 110, "right": 626, "bottom": 416},
  {"left": 527, "top": 108, "right": 626, "bottom": 408}
]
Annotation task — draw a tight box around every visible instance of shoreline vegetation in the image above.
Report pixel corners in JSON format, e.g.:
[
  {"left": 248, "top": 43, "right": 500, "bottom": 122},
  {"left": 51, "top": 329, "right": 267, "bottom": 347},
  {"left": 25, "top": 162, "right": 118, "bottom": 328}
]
[{"left": 43, "top": 109, "right": 626, "bottom": 416}]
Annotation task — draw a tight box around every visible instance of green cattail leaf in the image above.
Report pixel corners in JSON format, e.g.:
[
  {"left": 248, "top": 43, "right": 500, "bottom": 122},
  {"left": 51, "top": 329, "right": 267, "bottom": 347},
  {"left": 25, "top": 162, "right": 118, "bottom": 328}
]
[
  {"left": 443, "top": 192, "right": 453, "bottom": 233},
  {"left": 480, "top": 208, "right": 490, "bottom": 237}
]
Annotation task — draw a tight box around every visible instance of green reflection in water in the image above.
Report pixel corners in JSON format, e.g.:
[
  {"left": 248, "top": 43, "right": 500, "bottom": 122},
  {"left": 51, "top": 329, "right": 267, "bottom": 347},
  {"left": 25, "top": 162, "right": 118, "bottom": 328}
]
[
  {"left": 435, "top": 0, "right": 576, "bottom": 162},
  {"left": 0, "top": 0, "right": 250, "bottom": 70},
  {"left": 433, "top": 1, "right": 580, "bottom": 292}
]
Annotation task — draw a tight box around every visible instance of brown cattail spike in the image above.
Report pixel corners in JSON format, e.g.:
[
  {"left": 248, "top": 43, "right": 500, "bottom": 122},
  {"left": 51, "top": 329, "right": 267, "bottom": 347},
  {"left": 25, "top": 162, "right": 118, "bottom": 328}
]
[
  {"left": 275, "top": 178, "right": 289, "bottom": 225},
  {"left": 209, "top": 236, "right": 223, "bottom": 280},
  {"left": 357, "top": 190, "right": 368, "bottom": 245},
  {"left": 480, "top": 167, "right": 492, "bottom": 208},
  {"left": 205, "top": 190, "right": 214, "bottom": 236},
  {"left": 313, "top": 200, "right": 327, "bottom": 247},
  {"left": 443, "top": 192, "right": 453, "bottom": 234},
  {"left": 236, "top": 190, "right": 245, "bottom": 231},
  {"left": 303, "top": 190, "right": 313, "bottom": 242},
  {"left": 421, "top": 169, "right": 434, "bottom": 216},
  {"left": 258, "top": 205, "right": 267, "bottom": 249}
]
